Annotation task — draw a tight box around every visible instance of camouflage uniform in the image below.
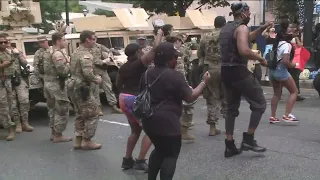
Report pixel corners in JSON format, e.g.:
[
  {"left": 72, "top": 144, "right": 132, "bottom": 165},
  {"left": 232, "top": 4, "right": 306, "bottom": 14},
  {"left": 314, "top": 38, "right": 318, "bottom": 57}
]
[
  {"left": 179, "top": 41, "right": 195, "bottom": 129},
  {"left": 91, "top": 43, "right": 121, "bottom": 113},
  {"left": 43, "top": 47, "right": 70, "bottom": 138},
  {"left": 34, "top": 47, "right": 52, "bottom": 78},
  {"left": 197, "top": 28, "right": 226, "bottom": 135},
  {"left": 70, "top": 45, "right": 100, "bottom": 140},
  {"left": 0, "top": 49, "right": 15, "bottom": 140},
  {"left": 10, "top": 48, "right": 33, "bottom": 132}
]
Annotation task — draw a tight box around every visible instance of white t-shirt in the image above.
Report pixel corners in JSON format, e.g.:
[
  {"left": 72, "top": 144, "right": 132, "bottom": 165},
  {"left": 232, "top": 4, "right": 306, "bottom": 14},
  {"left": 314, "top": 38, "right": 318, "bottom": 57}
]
[{"left": 277, "top": 41, "right": 292, "bottom": 61}]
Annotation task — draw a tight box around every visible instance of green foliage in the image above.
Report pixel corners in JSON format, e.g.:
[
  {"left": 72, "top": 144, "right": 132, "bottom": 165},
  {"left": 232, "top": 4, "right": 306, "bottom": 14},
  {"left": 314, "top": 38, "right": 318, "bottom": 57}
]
[
  {"left": 93, "top": 9, "right": 116, "bottom": 17},
  {"left": 272, "top": 0, "right": 299, "bottom": 22},
  {"left": 123, "top": 0, "right": 229, "bottom": 17}
]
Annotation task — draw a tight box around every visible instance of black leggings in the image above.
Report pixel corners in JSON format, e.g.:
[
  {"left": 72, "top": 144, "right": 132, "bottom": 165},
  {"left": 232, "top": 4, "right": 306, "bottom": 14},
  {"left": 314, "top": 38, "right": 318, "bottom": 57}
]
[{"left": 147, "top": 134, "right": 181, "bottom": 180}]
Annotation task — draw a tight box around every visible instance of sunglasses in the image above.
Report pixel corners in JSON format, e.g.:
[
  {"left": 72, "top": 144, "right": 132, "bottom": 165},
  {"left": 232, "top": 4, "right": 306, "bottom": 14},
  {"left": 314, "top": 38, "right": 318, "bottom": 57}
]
[{"left": 0, "top": 41, "right": 8, "bottom": 44}]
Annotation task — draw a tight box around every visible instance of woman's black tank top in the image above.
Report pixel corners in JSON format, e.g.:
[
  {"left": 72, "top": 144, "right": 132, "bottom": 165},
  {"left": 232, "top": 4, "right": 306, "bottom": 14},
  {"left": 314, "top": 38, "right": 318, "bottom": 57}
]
[{"left": 266, "top": 37, "right": 276, "bottom": 45}]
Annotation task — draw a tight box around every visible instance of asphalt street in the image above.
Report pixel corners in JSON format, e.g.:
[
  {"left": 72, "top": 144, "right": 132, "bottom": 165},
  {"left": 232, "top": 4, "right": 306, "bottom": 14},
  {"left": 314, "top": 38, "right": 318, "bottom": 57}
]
[{"left": 1, "top": 87, "right": 320, "bottom": 180}]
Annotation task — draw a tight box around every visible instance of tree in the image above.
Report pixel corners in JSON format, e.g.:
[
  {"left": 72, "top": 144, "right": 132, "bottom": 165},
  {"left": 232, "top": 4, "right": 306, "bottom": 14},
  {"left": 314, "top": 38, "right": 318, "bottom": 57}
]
[
  {"left": 271, "top": 0, "right": 300, "bottom": 23},
  {"left": 34, "top": 0, "right": 85, "bottom": 33},
  {"left": 102, "top": 0, "right": 229, "bottom": 17},
  {"left": 93, "top": 9, "right": 116, "bottom": 17}
]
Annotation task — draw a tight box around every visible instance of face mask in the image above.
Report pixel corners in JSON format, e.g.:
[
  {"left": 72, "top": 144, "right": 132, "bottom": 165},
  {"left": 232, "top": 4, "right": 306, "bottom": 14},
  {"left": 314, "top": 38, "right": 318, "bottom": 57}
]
[
  {"left": 241, "top": 12, "right": 250, "bottom": 25},
  {"left": 284, "top": 34, "right": 294, "bottom": 42}
]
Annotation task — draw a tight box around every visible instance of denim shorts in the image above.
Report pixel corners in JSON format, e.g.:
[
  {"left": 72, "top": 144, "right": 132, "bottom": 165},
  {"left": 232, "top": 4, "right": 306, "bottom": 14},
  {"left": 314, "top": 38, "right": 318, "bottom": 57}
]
[{"left": 269, "top": 69, "right": 291, "bottom": 81}]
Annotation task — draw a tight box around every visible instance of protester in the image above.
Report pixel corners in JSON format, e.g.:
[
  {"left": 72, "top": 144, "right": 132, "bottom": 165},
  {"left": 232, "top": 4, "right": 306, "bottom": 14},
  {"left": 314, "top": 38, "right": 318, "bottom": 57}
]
[
  {"left": 117, "top": 29, "right": 163, "bottom": 171},
  {"left": 262, "top": 26, "right": 277, "bottom": 80},
  {"left": 289, "top": 24, "right": 305, "bottom": 101},
  {"left": 141, "top": 42, "right": 210, "bottom": 180},
  {"left": 268, "top": 20, "right": 299, "bottom": 124},
  {"left": 220, "top": 2, "right": 270, "bottom": 158}
]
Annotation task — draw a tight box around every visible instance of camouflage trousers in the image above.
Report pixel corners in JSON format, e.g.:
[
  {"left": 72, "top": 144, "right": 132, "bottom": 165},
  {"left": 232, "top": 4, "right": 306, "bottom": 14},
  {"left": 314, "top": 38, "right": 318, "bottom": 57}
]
[
  {"left": 73, "top": 86, "right": 99, "bottom": 139},
  {"left": 203, "top": 67, "right": 226, "bottom": 125},
  {"left": 44, "top": 81, "right": 70, "bottom": 134},
  {"left": 92, "top": 83, "right": 101, "bottom": 106},
  {"left": 100, "top": 72, "right": 117, "bottom": 106},
  {"left": 0, "top": 79, "right": 15, "bottom": 129},
  {"left": 11, "top": 78, "right": 30, "bottom": 124},
  {"left": 180, "top": 103, "right": 194, "bottom": 128}
]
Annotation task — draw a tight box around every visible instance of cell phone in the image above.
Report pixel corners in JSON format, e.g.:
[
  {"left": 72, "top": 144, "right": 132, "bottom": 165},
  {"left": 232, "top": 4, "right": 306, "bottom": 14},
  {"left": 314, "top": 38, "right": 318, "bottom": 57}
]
[{"left": 203, "top": 64, "right": 209, "bottom": 74}]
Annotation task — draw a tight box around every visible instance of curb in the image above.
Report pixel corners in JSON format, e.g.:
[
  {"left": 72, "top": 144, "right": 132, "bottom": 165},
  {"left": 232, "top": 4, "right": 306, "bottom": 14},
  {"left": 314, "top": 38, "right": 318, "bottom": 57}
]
[{"left": 261, "top": 80, "right": 314, "bottom": 89}]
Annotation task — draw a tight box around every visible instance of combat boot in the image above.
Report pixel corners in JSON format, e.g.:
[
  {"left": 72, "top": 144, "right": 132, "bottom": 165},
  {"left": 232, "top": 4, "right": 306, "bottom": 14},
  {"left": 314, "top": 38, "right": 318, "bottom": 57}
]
[
  {"left": 181, "top": 126, "right": 195, "bottom": 141},
  {"left": 112, "top": 105, "right": 122, "bottom": 114},
  {"left": 241, "top": 132, "right": 266, "bottom": 153},
  {"left": 225, "top": 139, "right": 241, "bottom": 158},
  {"left": 98, "top": 106, "right": 104, "bottom": 116},
  {"left": 6, "top": 127, "right": 15, "bottom": 141},
  {"left": 81, "top": 138, "right": 102, "bottom": 150},
  {"left": 73, "top": 136, "right": 82, "bottom": 149},
  {"left": 209, "top": 124, "right": 221, "bottom": 136},
  {"left": 21, "top": 115, "right": 34, "bottom": 132},
  {"left": 14, "top": 117, "right": 22, "bottom": 133},
  {"left": 53, "top": 133, "right": 72, "bottom": 143}
]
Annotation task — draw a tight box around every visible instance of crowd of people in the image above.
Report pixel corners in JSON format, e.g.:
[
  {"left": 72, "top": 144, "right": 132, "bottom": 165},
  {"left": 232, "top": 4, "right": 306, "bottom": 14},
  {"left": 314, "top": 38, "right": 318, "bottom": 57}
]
[{"left": 1, "top": 1, "right": 318, "bottom": 179}]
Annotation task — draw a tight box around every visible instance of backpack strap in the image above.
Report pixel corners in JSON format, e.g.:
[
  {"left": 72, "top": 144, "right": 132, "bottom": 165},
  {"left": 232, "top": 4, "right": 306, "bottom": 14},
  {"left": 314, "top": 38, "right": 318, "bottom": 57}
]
[{"left": 148, "top": 69, "right": 169, "bottom": 88}]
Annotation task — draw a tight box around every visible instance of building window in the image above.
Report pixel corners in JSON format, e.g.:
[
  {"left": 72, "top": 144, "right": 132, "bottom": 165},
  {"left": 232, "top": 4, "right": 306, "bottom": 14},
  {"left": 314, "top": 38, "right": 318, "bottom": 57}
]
[
  {"left": 24, "top": 41, "right": 52, "bottom": 56},
  {"left": 97, "top": 37, "right": 124, "bottom": 49},
  {"left": 129, "top": 36, "right": 155, "bottom": 46}
]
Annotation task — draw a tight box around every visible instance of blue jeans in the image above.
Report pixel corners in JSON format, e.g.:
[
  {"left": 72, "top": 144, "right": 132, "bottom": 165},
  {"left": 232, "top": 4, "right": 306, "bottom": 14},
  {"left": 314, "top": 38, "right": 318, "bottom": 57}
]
[{"left": 269, "top": 68, "right": 291, "bottom": 81}]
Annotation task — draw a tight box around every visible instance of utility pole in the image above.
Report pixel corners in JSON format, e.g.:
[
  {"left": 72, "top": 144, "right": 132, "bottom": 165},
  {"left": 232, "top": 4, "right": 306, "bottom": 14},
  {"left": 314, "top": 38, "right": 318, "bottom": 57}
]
[
  {"left": 304, "top": 0, "right": 316, "bottom": 68},
  {"left": 65, "top": 0, "right": 70, "bottom": 26},
  {"left": 262, "top": 0, "right": 266, "bottom": 24}
]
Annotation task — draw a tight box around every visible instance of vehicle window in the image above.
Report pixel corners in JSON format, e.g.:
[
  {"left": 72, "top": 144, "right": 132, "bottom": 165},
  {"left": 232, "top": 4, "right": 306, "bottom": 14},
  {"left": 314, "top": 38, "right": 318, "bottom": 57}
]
[
  {"left": 129, "top": 36, "right": 154, "bottom": 46},
  {"left": 11, "top": 43, "right": 16, "bottom": 48},
  {"left": 186, "top": 35, "right": 201, "bottom": 44},
  {"left": 97, "top": 37, "right": 124, "bottom": 49},
  {"left": 76, "top": 42, "right": 79, "bottom": 48},
  {"left": 24, "top": 41, "right": 53, "bottom": 56}
]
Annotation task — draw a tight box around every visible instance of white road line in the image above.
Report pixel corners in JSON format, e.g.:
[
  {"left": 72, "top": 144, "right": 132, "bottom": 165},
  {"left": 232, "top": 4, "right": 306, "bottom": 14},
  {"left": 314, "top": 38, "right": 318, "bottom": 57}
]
[{"left": 99, "top": 119, "right": 129, "bottom": 126}]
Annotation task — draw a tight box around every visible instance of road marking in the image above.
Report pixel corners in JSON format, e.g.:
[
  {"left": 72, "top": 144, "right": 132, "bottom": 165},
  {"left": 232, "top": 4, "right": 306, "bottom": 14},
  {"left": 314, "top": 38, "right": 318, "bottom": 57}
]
[{"left": 99, "top": 119, "right": 129, "bottom": 126}]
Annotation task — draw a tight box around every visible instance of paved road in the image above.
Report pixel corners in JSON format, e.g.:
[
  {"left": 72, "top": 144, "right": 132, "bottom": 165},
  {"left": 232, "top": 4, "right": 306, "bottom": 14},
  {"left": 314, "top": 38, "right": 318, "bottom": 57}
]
[{"left": 1, "top": 87, "right": 320, "bottom": 180}]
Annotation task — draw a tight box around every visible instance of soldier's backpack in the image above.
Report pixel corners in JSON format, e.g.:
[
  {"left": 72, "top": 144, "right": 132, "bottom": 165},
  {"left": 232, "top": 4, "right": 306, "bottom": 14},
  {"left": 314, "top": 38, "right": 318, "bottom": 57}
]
[
  {"left": 265, "top": 43, "right": 285, "bottom": 69},
  {"left": 132, "top": 69, "right": 168, "bottom": 121}
]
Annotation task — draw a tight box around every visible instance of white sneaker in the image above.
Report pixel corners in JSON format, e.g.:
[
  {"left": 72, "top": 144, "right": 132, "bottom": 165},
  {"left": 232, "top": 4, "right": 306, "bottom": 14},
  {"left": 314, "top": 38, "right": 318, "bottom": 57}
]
[
  {"left": 265, "top": 76, "right": 269, "bottom": 81},
  {"left": 282, "top": 114, "right": 299, "bottom": 123}
]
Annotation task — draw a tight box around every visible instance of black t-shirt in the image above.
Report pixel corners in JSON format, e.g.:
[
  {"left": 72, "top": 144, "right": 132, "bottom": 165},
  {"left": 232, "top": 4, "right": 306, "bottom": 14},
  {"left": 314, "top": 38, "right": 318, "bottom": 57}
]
[
  {"left": 140, "top": 66, "right": 192, "bottom": 136},
  {"left": 117, "top": 59, "right": 147, "bottom": 96}
]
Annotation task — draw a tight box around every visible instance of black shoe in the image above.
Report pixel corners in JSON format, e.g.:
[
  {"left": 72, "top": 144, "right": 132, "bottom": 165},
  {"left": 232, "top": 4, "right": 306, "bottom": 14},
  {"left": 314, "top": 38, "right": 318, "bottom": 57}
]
[
  {"left": 121, "top": 157, "right": 134, "bottom": 170},
  {"left": 297, "top": 96, "right": 305, "bottom": 101},
  {"left": 224, "top": 139, "right": 242, "bottom": 158},
  {"left": 241, "top": 132, "right": 266, "bottom": 153},
  {"left": 133, "top": 159, "right": 148, "bottom": 172}
]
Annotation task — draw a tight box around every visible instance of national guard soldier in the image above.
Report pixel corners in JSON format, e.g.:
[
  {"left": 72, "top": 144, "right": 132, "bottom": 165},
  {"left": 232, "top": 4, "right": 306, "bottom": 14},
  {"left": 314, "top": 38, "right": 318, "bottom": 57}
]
[
  {"left": 33, "top": 36, "right": 51, "bottom": 80},
  {"left": 136, "top": 36, "right": 152, "bottom": 54},
  {"left": 44, "top": 32, "right": 72, "bottom": 143},
  {"left": 91, "top": 40, "right": 122, "bottom": 114},
  {"left": 166, "top": 32, "right": 195, "bottom": 141},
  {"left": 7, "top": 40, "right": 34, "bottom": 133},
  {"left": 71, "top": 30, "right": 102, "bottom": 150},
  {"left": 197, "top": 16, "right": 226, "bottom": 136},
  {"left": 0, "top": 33, "right": 15, "bottom": 141}
]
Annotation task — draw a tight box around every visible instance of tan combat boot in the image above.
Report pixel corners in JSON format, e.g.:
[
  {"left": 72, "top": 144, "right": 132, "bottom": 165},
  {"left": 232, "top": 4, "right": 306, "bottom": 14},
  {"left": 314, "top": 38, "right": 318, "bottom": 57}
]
[
  {"left": 53, "top": 133, "right": 72, "bottom": 143},
  {"left": 98, "top": 106, "right": 104, "bottom": 116},
  {"left": 209, "top": 124, "right": 221, "bottom": 136},
  {"left": 6, "top": 127, "right": 15, "bottom": 141},
  {"left": 188, "top": 121, "right": 195, "bottom": 130},
  {"left": 81, "top": 138, "right": 102, "bottom": 150},
  {"left": 112, "top": 105, "right": 122, "bottom": 114},
  {"left": 181, "top": 126, "right": 195, "bottom": 141},
  {"left": 21, "top": 115, "right": 34, "bottom": 132},
  {"left": 14, "top": 117, "right": 22, "bottom": 133},
  {"left": 73, "top": 136, "right": 82, "bottom": 149}
]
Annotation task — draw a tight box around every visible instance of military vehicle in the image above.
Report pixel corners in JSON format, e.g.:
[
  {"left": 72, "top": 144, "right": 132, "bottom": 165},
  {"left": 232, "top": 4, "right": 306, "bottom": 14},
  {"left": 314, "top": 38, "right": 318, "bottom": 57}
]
[{"left": 1, "top": 6, "right": 215, "bottom": 106}]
